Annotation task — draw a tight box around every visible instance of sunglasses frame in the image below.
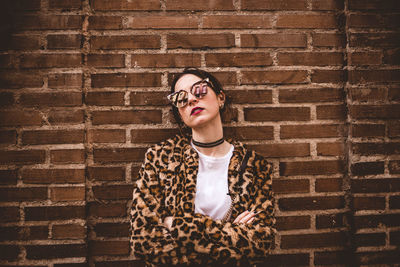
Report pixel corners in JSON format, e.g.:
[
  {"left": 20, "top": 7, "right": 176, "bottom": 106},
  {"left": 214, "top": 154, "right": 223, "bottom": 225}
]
[{"left": 167, "top": 78, "right": 213, "bottom": 108}]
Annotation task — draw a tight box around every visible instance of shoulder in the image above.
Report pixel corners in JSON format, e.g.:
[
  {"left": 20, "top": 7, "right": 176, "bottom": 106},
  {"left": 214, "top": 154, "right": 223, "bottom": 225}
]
[{"left": 144, "top": 134, "right": 188, "bottom": 162}]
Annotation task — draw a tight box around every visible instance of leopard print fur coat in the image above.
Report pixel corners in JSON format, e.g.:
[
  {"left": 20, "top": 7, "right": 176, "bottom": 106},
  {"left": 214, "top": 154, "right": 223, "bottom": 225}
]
[{"left": 130, "top": 134, "right": 275, "bottom": 266}]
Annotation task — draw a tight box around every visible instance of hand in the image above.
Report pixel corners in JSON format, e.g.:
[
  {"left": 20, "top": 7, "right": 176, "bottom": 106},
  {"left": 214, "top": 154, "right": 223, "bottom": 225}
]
[
  {"left": 233, "top": 210, "right": 259, "bottom": 224},
  {"left": 163, "top": 216, "right": 173, "bottom": 231}
]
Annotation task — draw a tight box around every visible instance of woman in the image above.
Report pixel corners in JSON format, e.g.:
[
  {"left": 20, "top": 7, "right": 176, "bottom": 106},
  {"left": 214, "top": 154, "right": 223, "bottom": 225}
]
[{"left": 130, "top": 68, "right": 275, "bottom": 266}]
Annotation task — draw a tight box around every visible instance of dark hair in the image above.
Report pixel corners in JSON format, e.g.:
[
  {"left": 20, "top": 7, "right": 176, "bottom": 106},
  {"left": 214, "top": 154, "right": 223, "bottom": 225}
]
[{"left": 170, "top": 67, "right": 229, "bottom": 126}]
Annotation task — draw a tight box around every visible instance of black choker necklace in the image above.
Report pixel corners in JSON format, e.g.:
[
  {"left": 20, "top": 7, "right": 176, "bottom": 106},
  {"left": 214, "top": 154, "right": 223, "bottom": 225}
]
[{"left": 192, "top": 137, "right": 224, "bottom": 148}]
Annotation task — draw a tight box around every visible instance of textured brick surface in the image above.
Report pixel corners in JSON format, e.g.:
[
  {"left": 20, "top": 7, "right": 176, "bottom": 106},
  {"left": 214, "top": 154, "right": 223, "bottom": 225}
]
[{"left": 0, "top": 0, "right": 398, "bottom": 266}]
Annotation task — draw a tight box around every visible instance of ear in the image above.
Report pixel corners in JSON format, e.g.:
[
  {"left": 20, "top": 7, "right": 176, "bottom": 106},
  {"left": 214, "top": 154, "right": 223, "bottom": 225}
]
[{"left": 217, "top": 91, "right": 226, "bottom": 106}]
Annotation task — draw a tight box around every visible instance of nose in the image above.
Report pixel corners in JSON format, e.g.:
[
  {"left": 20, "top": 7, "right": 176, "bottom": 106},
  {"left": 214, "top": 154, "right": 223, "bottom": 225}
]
[{"left": 187, "top": 90, "right": 198, "bottom": 106}]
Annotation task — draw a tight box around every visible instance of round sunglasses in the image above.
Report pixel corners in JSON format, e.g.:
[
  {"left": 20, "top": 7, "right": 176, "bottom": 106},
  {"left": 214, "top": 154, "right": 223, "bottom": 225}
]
[{"left": 167, "top": 78, "right": 213, "bottom": 108}]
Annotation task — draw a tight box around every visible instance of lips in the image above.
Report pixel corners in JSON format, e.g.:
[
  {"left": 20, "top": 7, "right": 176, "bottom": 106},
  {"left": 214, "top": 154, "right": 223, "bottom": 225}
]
[{"left": 191, "top": 107, "right": 204, "bottom": 115}]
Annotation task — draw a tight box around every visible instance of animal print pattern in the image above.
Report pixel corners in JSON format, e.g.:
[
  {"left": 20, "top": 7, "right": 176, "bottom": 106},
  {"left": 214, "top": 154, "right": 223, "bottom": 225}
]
[{"left": 130, "top": 135, "right": 275, "bottom": 266}]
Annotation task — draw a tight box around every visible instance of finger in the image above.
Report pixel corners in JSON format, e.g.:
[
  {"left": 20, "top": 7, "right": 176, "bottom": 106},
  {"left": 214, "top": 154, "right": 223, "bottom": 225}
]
[
  {"left": 247, "top": 217, "right": 255, "bottom": 224},
  {"left": 239, "top": 212, "right": 256, "bottom": 224},
  {"left": 233, "top": 210, "right": 249, "bottom": 224}
]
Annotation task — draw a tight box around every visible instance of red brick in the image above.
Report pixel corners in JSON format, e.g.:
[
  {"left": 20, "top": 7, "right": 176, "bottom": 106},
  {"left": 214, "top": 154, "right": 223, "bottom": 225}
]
[
  {"left": 349, "top": 70, "right": 400, "bottom": 83},
  {"left": 0, "top": 55, "right": 16, "bottom": 69},
  {"left": 311, "top": 70, "right": 345, "bottom": 83},
  {"left": 0, "top": 245, "right": 20, "bottom": 260},
  {"left": 277, "top": 14, "right": 338, "bottom": 28},
  {"left": 49, "top": 0, "right": 82, "bottom": 10},
  {"left": 52, "top": 224, "right": 85, "bottom": 239},
  {"left": 350, "top": 52, "right": 382, "bottom": 65},
  {"left": 0, "top": 92, "right": 14, "bottom": 106},
  {"left": 20, "top": 54, "right": 81, "bottom": 68},
  {"left": 95, "top": 222, "right": 129, "bottom": 237},
  {"left": 350, "top": 105, "right": 400, "bottom": 119},
  {"left": 350, "top": 33, "right": 399, "bottom": 48},
  {"left": 316, "top": 105, "right": 346, "bottom": 120},
  {"left": 281, "top": 232, "right": 346, "bottom": 248},
  {"left": 241, "top": 33, "right": 307, "bottom": 48},
  {"left": 93, "top": 148, "right": 146, "bottom": 163},
  {"left": 93, "top": 185, "right": 132, "bottom": 200},
  {"left": 91, "top": 35, "right": 160, "bottom": 50},
  {"left": 317, "top": 142, "right": 345, "bottom": 156},
  {"left": 316, "top": 213, "right": 345, "bottom": 229},
  {"left": 0, "top": 225, "right": 48, "bottom": 241},
  {"left": 354, "top": 214, "right": 400, "bottom": 229},
  {"left": 350, "top": 88, "right": 386, "bottom": 102},
  {"left": 390, "top": 230, "right": 400, "bottom": 245},
  {"left": 50, "top": 186, "right": 85, "bottom": 201},
  {"left": 351, "top": 178, "right": 400, "bottom": 193},
  {"left": 131, "top": 128, "right": 179, "bottom": 143},
  {"left": 276, "top": 216, "right": 310, "bottom": 230},
  {"left": 127, "top": 15, "right": 198, "bottom": 29},
  {"left": 0, "top": 150, "right": 45, "bottom": 165},
  {"left": 86, "top": 92, "right": 125, "bottom": 106},
  {"left": 88, "top": 16, "right": 123, "bottom": 30},
  {"left": 48, "top": 109, "right": 84, "bottom": 124},
  {"left": 20, "top": 92, "right": 82, "bottom": 107},
  {"left": 312, "top": 0, "right": 343, "bottom": 10},
  {"left": 273, "top": 179, "right": 309, "bottom": 194},
  {"left": 316, "top": 178, "right": 342, "bottom": 192},
  {"left": 48, "top": 73, "right": 82, "bottom": 88},
  {"left": 385, "top": 49, "right": 400, "bottom": 65},
  {"left": 88, "top": 166, "right": 125, "bottom": 181},
  {"left": 203, "top": 15, "right": 272, "bottom": 29},
  {"left": 0, "top": 35, "right": 41, "bottom": 50},
  {"left": 0, "top": 71, "right": 43, "bottom": 88},
  {"left": 90, "top": 241, "right": 129, "bottom": 256},
  {"left": 88, "top": 203, "right": 127, "bottom": 218},
  {"left": 349, "top": 0, "right": 400, "bottom": 11},
  {"left": 0, "top": 110, "right": 42, "bottom": 126},
  {"left": 47, "top": 34, "right": 82, "bottom": 49},
  {"left": 0, "top": 207, "right": 20, "bottom": 222},
  {"left": 281, "top": 124, "right": 343, "bottom": 139},
  {"left": 248, "top": 143, "right": 310, "bottom": 158},
  {"left": 87, "top": 54, "right": 125, "bottom": 68},
  {"left": 12, "top": 0, "right": 41, "bottom": 10},
  {"left": 50, "top": 149, "right": 85, "bottom": 164},
  {"left": 167, "top": 34, "right": 235, "bottom": 49},
  {"left": 357, "top": 250, "right": 400, "bottom": 265},
  {"left": 132, "top": 54, "right": 201, "bottom": 68},
  {"left": 312, "top": 33, "right": 345, "bottom": 47},
  {"left": 245, "top": 107, "right": 310, "bottom": 122},
  {"left": 242, "top": 70, "right": 307, "bottom": 84},
  {"left": 91, "top": 73, "right": 161, "bottom": 88},
  {"left": 91, "top": 0, "right": 160, "bottom": 10},
  {"left": 130, "top": 91, "right": 169, "bottom": 106},
  {"left": 242, "top": 0, "right": 307, "bottom": 10},
  {"left": 14, "top": 15, "right": 82, "bottom": 30},
  {"left": 353, "top": 142, "right": 400, "bottom": 156},
  {"left": 351, "top": 161, "right": 384, "bottom": 176},
  {"left": 354, "top": 196, "right": 385, "bottom": 210},
  {"left": 278, "top": 52, "right": 343, "bottom": 66},
  {"left": 279, "top": 88, "right": 343, "bottom": 103},
  {"left": 26, "top": 244, "right": 86, "bottom": 259},
  {"left": 279, "top": 196, "right": 344, "bottom": 211},
  {"left": 224, "top": 126, "right": 274, "bottom": 140},
  {"left": 228, "top": 90, "right": 272, "bottom": 104},
  {"left": 206, "top": 53, "right": 272, "bottom": 67},
  {"left": 92, "top": 110, "right": 162, "bottom": 125},
  {"left": 22, "top": 130, "right": 84, "bottom": 145},
  {"left": 390, "top": 196, "right": 400, "bottom": 209},
  {"left": 0, "top": 130, "right": 16, "bottom": 144},
  {"left": 25, "top": 206, "right": 85, "bottom": 221},
  {"left": 349, "top": 14, "right": 400, "bottom": 29},
  {"left": 21, "top": 168, "right": 85, "bottom": 184},
  {"left": 0, "top": 187, "right": 47, "bottom": 202},
  {"left": 315, "top": 251, "right": 352, "bottom": 265},
  {"left": 388, "top": 121, "right": 400, "bottom": 137},
  {"left": 166, "top": 0, "right": 234, "bottom": 10},
  {"left": 280, "top": 160, "right": 344, "bottom": 176},
  {"left": 262, "top": 254, "right": 310, "bottom": 266},
  {"left": 0, "top": 169, "right": 17, "bottom": 185},
  {"left": 88, "top": 129, "right": 126, "bottom": 143},
  {"left": 389, "top": 160, "right": 400, "bottom": 174}
]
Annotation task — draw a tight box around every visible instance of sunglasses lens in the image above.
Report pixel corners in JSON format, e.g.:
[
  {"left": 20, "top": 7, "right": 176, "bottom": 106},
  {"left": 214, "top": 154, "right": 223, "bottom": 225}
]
[
  {"left": 191, "top": 83, "right": 207, "bottom": 98},
  {"left": 176, "top": 90, "right": 188, "bottom": 108}
]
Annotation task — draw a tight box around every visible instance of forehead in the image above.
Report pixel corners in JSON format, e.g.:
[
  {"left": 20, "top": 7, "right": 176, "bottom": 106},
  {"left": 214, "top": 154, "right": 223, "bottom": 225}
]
[{"left": 174, "top": 74, "right": 202, "bottom": 92}]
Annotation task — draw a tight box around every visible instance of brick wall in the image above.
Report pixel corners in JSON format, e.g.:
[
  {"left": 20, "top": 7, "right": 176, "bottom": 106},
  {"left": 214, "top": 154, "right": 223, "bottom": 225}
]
[{"left": 0, "top": 0, "right": 399, "bottom": 266}]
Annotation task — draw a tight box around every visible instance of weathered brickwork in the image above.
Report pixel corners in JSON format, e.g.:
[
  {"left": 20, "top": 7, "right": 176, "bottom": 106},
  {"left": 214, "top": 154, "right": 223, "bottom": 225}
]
[{"left": 0, "top": 0, "right": 399, "bottom": 266}]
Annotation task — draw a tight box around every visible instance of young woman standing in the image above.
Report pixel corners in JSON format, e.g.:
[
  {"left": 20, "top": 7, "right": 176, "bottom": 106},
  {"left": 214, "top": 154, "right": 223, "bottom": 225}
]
[{"left": 130, "top": 68, "right": 275, "bottom": 266}]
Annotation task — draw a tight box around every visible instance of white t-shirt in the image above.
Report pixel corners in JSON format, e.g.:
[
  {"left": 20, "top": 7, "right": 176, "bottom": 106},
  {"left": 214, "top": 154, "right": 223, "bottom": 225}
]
[{"left": 192, "top": 143, "right": 234, "bottom": 221}]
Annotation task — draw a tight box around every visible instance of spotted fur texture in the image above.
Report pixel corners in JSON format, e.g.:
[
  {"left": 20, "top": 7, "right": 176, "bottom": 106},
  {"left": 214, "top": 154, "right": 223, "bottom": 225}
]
[{"left": 130, "top": 135, "right": 275, "bottom": 266}]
